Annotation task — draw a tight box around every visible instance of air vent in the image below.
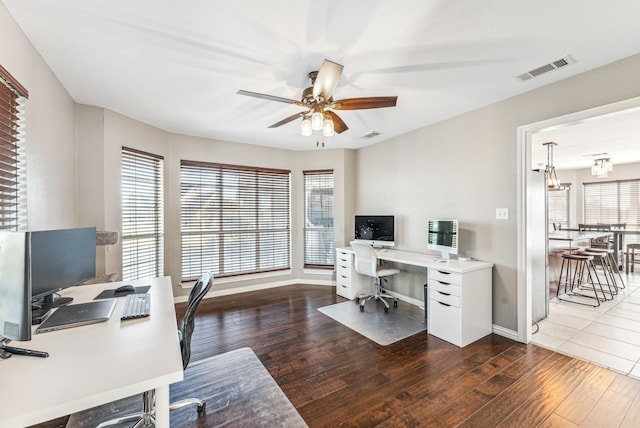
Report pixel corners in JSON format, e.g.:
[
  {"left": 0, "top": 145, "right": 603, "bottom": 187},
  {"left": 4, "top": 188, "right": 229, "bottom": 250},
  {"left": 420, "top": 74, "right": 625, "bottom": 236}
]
[
  {"left": 517, "top": 55, "right": 575, "bottom": 82},
  {"left": 360, "top": 131, "right": 382, "bottom": 140}
]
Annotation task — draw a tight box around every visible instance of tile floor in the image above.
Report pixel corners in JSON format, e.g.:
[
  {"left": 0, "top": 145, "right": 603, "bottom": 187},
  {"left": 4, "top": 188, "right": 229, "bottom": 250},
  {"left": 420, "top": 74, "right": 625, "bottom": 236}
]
[{"left": 532, "top": 269, "right": 640, "bottom": 378}]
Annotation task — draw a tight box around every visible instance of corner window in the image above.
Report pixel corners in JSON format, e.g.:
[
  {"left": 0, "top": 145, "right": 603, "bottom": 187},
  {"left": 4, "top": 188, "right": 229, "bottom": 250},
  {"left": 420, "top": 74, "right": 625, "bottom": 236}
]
[{"left": 121, "top": 147, "right": 164, "bottom": 280}]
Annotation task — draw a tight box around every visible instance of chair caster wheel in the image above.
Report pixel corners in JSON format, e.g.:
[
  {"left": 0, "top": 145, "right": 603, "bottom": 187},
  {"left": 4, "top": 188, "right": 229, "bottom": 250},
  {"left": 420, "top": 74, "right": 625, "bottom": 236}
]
[
  {"left": 394, "top": 300, "right": 398, "bottom": 308},
  {"left": 384, "top": 306, "right": 389, "bottom": 313},
  {"left": 360, "top": 305, "right": 364, "bottom": 312},
  {"left": 356, "top": 297, "right": 360, "bottom": 303},
  {"left": 197, "top": 403, "right": 206, "bottom": 414}
]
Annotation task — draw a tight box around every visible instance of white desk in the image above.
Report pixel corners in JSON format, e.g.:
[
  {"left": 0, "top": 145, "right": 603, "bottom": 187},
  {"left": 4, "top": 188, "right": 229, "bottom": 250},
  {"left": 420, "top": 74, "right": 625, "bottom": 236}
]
[
  {"left": 374, "top": 248, "right": 493, "bottom": 273},
  {"left": 336, "top": 247, "right": 493, "bottom": 347},
  {"left": 0, "top": 276, "right": 183, "bottom": 428}
]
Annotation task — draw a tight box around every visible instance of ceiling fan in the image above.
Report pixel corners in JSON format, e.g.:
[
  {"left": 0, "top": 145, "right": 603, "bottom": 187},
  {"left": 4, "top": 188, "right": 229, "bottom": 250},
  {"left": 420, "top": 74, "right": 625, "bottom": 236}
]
[{"left": 237, "top": 59, "right": 398, "bottom": 137}]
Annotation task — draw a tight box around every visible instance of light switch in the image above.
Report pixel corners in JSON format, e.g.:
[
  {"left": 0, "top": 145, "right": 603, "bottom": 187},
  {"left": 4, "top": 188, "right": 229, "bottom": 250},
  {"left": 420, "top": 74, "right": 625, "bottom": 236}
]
[{"left": 496, "top": 208, "right": 509, "bottom": 220}]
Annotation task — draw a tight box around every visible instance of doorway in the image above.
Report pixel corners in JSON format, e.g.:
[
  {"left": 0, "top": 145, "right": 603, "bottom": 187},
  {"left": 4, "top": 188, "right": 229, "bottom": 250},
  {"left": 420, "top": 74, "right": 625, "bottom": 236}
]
[{"left": 517, "top": 95, "right": 640, "bottom": 345}]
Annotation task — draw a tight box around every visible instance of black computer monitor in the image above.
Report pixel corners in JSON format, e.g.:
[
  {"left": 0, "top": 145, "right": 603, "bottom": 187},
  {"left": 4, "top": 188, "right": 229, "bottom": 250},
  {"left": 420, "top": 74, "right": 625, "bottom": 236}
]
[
  {"left": 354, "top": 215, "right": 395, "bottom": 247},
  {"left": 30, "top": 227, "right": 96, "bottom": 313}
]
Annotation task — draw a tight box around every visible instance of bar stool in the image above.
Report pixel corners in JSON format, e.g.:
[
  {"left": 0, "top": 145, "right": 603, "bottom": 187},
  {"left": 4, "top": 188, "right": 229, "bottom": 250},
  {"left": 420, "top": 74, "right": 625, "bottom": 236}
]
[
  {"left": 577, "top": 249, "right": 616, "bottom": 298},
  {"left": 627, "top": 243, "right": 640, "bottom": 274},
  {"left": 587, "top": 247, "right": 625, "bottom": 291},
  {"left": 556, "top": 253, "right": 606, "bottom": 307}
]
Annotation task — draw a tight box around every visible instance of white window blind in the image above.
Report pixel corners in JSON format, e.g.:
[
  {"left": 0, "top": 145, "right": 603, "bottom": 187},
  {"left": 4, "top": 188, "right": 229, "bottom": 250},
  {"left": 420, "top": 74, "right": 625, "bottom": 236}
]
[
  {"left": 121, "top": 147, "right": 164, "bottom": 280},
  {"left": 304, "top": 170, "right": 334, "bottom": 268},
  {"left": 584, "top": 179, "right": 640, "bottom": 244},
  {"left": 180, "top": 160, "right": 290, "bottom": 281},
  {"left": 547, "top": 184, "right": 571, "bottom": 232},
  {"left": 0, "top": 65, "right": 28, "bottom": 231}
]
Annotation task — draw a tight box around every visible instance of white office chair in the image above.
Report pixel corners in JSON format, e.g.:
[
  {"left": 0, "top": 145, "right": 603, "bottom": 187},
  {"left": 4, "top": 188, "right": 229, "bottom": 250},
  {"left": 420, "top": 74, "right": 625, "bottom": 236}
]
[{"left": 350, "top": 241, "right": 399, "bottom": 313}]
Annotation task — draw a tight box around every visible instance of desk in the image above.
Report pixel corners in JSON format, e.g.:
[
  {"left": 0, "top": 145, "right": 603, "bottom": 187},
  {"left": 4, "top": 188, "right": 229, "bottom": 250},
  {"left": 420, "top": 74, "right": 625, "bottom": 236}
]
[
  {"left": 0, "top": 276, "right": 183, "bottom": 428},
  {"left": 374, "top": 248, "right": 494, "bottom": 273},
  {"left": 335, "top": 247, "right": 493, "bottom": 347}
]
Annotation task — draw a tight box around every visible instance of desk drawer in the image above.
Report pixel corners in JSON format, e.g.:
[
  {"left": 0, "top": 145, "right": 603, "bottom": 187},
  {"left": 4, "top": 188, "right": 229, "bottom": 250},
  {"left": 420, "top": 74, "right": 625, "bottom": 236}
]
[
  {"left": 430, "top": 289, "right": 460, "bottom": 307},
  {"left": 429, "top": 298, "right": 462, "bottom": 346},
  {"left": 336, "top": 269, "right": 351, "bottom": 282},
  {"left": 336, "top": 252, "right": 351, "bottom": 264},
  {"left": 429, "top": 279, "right": 461, "bottom": 297},
  {"left": 429, "top": 269, "right": 462, "bottom": 285}
]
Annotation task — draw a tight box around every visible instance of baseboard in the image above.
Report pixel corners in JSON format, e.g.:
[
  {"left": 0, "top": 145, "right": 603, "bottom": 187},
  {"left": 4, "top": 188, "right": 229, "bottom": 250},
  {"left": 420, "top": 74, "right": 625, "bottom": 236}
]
[
  {"left": 492, "top": 324, "right": 519, "bottom": 342},
  {"left": 174, "top": 279, "right": 336, "bottom": 303}
]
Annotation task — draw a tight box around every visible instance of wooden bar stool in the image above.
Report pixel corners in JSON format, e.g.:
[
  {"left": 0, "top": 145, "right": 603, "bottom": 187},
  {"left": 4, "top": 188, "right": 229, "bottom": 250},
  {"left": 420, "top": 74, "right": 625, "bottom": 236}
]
[
  {"left": 627, "top": 243, "right": 640, "bottom": 274},
  {"left": 556, "top": 254, "right": 605, "bottom": 307}
]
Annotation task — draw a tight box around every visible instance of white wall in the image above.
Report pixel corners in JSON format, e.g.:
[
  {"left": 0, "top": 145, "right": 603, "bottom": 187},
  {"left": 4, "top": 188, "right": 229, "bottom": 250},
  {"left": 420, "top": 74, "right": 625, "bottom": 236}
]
[
  {"left": 356, "top": 54, "right": 640, "bottom": 330},
  {"left": 1, "top": 2, "right": 77, "bottom": 230}
]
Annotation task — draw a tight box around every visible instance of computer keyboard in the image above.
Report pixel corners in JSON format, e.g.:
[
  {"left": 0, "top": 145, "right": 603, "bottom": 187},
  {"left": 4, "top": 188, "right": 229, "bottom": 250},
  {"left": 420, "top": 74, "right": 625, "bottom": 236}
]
[{"left": 121, "top": 293, "right": 151, "bottom": 320}]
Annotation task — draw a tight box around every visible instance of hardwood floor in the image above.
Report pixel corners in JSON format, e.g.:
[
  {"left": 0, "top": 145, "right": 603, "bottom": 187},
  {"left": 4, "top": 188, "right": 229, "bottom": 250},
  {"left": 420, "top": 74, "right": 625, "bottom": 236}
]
[
  {"left": 34, "top": 284, "right": 640, "bottom": 427},
  {"left": 180, "top": 284, "right": 640, "bottom": 427}
]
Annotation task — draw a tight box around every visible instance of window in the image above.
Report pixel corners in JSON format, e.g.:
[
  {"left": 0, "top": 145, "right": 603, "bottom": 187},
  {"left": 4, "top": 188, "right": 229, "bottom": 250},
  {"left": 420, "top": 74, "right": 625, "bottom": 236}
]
[
  {"left": 0, "top": 65, "right": 28, "bottom": 231},
  {"left": 121, "top": 147, "right": 164, "bottom": 280},
  {"left": 304, "top": 170, "right": 334, "bottom": 268},
  {"left": 547, "top": 184, "right": 571, "bottom": 232},
  {"left": 584, "top": 179, "right": 640, "bottom": 244},
  {"left": 180, "top": 161, "right": 290, "bottom": 281}
]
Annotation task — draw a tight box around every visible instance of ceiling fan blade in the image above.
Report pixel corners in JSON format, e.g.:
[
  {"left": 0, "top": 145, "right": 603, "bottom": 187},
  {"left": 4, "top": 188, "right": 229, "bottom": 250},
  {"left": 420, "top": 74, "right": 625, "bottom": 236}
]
[
  {"left": 332, "top": 96, "right": 398, "bottom": 110},
  {"left": 312, "top": 60, "right": 344, "bottom": 102},
  {"left": 268, "top": 112, "right": 306, "bottom": 128},
  {"left": 326, "top": 111, "right": 348, "bottom": 134},
  {"left": 237, "top": 90, "right": 301, "bottom": 105}
]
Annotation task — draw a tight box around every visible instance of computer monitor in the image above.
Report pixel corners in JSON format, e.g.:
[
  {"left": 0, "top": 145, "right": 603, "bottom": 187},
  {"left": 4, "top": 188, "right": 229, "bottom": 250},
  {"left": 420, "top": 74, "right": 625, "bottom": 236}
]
[
  {"left": 30, "top": 227, "right": 96, "bottom": 313},
  {"left": 354, "top": 215, "right": 395, "bottom": 247},
  {"left": 427, "top": 219, "right": 459, "bottom": 259}
]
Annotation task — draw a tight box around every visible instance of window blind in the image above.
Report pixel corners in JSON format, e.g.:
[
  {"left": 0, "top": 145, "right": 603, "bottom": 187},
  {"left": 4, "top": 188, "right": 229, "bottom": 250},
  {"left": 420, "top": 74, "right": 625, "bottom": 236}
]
[
  {"left": 547, "top": 184, "right": 571, "bottom": 232},
  {"left": 180, "top": 160, "right": 290, "bottom": 281},
  {"left": 121, "top": 147, "right": 164, "bottom": 280},
  {"left": 304, "top": 170, "right": 334, "bottom": 268},
  {"left": 0, "top": 65, "right": 28, "bottom": 231},
  {"left": 584, "top": 179, "right": 640, "bottom": 244}
]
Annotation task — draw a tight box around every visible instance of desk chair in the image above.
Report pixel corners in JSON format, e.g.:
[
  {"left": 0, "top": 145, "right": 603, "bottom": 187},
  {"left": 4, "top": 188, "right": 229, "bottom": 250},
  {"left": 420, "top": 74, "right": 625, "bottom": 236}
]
[
  {"left": 350, "top": 241, "right": 399, "bottom": 313},
  {"left": 96, "top": 272, "right": 213, "bottom": 428}
]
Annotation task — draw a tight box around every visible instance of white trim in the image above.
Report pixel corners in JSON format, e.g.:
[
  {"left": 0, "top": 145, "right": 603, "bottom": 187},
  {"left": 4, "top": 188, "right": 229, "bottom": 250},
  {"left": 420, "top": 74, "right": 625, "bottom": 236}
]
[
  {"left": 174, "top": 278, "right": 336, "bottom": 303},
  {"left": 302, "top": 268, "right": 334, "bottom": 275},
  {"left": 492, "top": 324, "right": 518, "bottom": 342},
  {"left": 179, "top": 269, "right": 293, "bottom": 289},
  {"left": 516, "top": 95, "right": 640, "bottom": 344}
]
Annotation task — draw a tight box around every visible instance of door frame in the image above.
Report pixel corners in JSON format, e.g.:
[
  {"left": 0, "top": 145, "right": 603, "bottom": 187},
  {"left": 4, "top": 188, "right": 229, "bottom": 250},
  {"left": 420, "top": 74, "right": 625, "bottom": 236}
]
[{"left": 516, "top": 95, "right": 640, "bottom": 343}]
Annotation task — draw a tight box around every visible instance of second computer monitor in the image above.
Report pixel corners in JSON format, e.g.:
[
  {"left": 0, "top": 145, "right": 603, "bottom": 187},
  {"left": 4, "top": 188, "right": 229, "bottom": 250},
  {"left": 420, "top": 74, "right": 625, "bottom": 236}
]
[{"left": 427, "top": 219, "right": 459, "bottom": 259}]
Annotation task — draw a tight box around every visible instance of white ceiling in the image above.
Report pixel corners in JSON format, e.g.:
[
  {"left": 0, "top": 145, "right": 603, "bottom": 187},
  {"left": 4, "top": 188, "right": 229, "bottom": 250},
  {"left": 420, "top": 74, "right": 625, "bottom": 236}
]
[{"left": 3, "top": 0, "right": 640, "bottom": 161}]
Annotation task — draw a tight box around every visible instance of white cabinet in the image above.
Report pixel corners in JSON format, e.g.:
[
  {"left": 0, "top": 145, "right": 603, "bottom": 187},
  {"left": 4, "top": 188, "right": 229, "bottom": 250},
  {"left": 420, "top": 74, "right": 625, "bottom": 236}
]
[
  {"left": 335, "top": 248, "right": 369, "bottom": 300},
  {"left": 428, "top": 267, "right": 492, "bottom": 347}
]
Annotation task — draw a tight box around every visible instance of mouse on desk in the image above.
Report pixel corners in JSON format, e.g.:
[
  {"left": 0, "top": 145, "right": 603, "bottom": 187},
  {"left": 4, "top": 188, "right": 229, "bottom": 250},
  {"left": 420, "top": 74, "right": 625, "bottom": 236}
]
[{"left": 114, "top": 284, "right": 136, "bottom": 294}]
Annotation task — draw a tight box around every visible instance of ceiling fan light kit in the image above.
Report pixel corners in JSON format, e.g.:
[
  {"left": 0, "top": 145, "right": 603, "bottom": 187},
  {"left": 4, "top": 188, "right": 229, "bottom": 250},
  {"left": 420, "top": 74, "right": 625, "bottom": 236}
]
[
  {"left": 311, "top": 110, "right": 324, "bottom": 131},
  {"left": 237, "top": 59, "right": 398, "bottom": 143},
  {"left": 301, "top": 117, "right": 312, "bottom": 136}
]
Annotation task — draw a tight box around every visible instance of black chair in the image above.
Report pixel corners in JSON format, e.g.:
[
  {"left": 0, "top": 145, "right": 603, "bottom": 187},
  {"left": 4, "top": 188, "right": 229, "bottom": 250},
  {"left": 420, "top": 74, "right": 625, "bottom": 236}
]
[{"left": 97, "top": 272, "right": 213, "bottom": 428}]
